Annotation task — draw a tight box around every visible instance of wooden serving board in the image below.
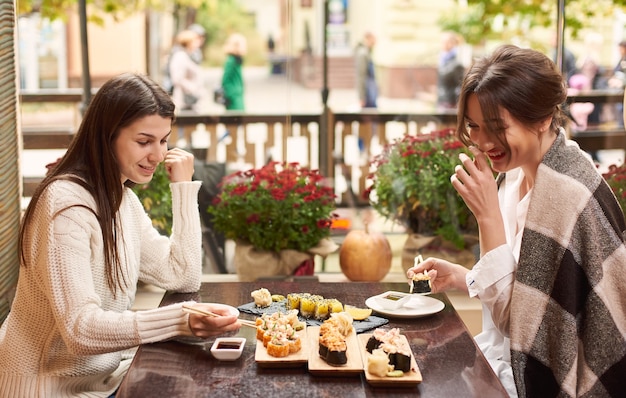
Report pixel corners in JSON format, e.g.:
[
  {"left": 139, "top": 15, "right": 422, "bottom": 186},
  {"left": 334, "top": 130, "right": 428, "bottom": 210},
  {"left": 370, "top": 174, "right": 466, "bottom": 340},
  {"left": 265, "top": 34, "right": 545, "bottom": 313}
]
[
  {"left": 357, "top": 333, "right": 422, "bottom": 387},
  {"left": 254, "top": 326, "right": 309, "bottom": 368},
  {"left": 307, "top": 326, "right": 363, "bottom": 376}
]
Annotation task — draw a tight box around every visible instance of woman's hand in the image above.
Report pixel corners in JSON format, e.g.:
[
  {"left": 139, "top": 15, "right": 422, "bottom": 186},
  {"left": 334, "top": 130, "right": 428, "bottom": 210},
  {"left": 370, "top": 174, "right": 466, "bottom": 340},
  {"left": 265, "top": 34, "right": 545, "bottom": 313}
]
[
  {"left": 406, "top": 257, "right": 469, "bottom": 293},
  {"left": 164, "top": 148, "right": 195, "bottom": 183},
  {"left": 187, "top": 304, "right": 241, "bottom": 339},
  {"left": 450, "top": 147, "right": 499, "bottom": 222},
  {"left": 450, "top": 147, "right": 506, "bottom": 255}
]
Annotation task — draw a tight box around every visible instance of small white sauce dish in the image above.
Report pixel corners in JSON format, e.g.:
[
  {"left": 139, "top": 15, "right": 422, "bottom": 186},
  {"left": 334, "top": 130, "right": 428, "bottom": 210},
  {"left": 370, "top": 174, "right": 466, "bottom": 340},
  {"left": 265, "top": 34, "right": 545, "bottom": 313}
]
[
  {"left": 210, "top": 337, "right": 246, "bottom": 361},
  {"left": 372, "top": 291, "right": 412, "bottom": 310}
]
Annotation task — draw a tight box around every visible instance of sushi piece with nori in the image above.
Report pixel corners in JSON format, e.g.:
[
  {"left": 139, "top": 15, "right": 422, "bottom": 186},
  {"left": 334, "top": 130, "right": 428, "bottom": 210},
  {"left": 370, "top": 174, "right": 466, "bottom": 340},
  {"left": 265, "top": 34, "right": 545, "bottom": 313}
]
[
  {"left": 319, "top": 343, "right": 329, "bottom": 358},
  {"left": 411, "top": 272, "right": 431, "bottom": 294},
  {"left": 366, "top": 328, "right": 413, "bottom": 373},
  {"left": 389, "top": 352, "right": 411, "bottom": 372},
  {"left": 318, "top": 338, "right": 347, "bottom": 366},
  {"left": 365, "top": 335, "right": 381, "bottom": 353},
  {"left": 324, "top": 346, "right": 347, "bottom": 366},
  {"left": 318, "top": 326, "right": 349, "bottom": 366}
]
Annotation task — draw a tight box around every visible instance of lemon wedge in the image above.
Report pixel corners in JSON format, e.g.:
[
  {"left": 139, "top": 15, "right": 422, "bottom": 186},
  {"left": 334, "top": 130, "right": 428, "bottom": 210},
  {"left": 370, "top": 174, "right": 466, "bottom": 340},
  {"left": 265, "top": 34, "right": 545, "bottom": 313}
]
[{"left": 345, "top": 305, "right": 372, "bottom": 321}]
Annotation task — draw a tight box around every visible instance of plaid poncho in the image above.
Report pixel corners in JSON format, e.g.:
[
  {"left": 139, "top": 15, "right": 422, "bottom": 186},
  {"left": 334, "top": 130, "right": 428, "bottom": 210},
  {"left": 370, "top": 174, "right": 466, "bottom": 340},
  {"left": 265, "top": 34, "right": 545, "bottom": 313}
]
[{"left": 510, "top": 132, "right": 626, "bottom": 397}]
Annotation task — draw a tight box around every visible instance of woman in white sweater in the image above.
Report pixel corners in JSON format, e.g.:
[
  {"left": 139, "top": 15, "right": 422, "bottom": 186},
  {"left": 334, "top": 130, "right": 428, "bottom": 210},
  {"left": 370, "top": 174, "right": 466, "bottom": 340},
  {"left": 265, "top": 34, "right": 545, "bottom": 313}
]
[{"left": 0, "top": 73, "right": 240, "bottom": 397}]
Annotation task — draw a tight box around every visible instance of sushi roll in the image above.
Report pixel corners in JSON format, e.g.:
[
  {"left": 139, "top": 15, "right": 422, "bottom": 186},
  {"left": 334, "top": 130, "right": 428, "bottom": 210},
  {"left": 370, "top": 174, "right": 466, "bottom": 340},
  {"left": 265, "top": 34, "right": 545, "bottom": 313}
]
[
  {"left": 267, "top": 336, "right": 290, "bottom": 358},
  {"left": 262, "top": 330, "right": 273, "bottom": 347},
  {"left": 365, "top": 335, "right": 381, "bottom": 353},
  {"left": 328, "top": 298, "right": 343, "bottom": 314},
  {"left": 286, "top": 293, "right": 301, "bottom": 310},
  {"left": 299, "top": 294, "right": 317, "bottom": 318},
  {"left": 314, "top": 299, "right": 330, "bottom": 320},
  {"left": 319, "top": 336, "right": 347, "bottom": 366},
  {"left": 256, "top": 325, "right": 266, "bottom": 341},
  {"left": 366, "top": 328, "right": 413, "bottom": 373},
  {"left": 411, "top": 272, "right": 431, "bottom": 294},
  {"left": 288, "top": 336, "right": 302, "bottom": 354},
  {"left": 318, "top": 324, "right": 349, "bottom": 366},
  {"left": 318, "top": 343, "right": 328, "bottom": 358},
  {"left": 325, "top": 346, "right": 348, "bottom": 366},
  {"left": 388, "top": 352, "right": 411, "bottom": 372}
]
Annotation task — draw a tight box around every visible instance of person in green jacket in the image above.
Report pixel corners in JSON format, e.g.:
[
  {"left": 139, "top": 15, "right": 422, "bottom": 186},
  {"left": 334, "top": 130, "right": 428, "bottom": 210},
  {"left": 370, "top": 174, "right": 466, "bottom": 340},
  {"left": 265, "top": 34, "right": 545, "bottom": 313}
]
[{"left": 221, "top": 33, "right": 247, "bottom": 111}]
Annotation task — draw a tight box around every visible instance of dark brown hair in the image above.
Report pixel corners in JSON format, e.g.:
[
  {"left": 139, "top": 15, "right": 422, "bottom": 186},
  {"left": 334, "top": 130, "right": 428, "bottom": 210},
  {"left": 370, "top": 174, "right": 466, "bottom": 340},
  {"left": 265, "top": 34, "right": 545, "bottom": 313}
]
[
  {"left": 19, "top": 73, "right": 176, "bottom": 294},
  {"left": 456, "top": 44, "right": 568, "bottom": 150}
]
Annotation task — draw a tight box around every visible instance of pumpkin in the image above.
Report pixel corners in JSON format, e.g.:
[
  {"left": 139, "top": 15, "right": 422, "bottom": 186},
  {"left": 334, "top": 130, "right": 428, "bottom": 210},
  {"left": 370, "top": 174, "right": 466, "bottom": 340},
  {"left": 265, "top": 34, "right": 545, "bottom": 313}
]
[{"left": 339, "top": 225, "right": 392, "bottom": 281}]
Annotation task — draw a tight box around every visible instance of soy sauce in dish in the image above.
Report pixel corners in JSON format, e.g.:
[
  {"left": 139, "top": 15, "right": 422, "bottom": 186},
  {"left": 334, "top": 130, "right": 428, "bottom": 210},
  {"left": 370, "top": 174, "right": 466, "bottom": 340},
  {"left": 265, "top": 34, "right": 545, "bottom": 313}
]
[{"left": 217, "top": 342, "right": 242, "bottom": 350}]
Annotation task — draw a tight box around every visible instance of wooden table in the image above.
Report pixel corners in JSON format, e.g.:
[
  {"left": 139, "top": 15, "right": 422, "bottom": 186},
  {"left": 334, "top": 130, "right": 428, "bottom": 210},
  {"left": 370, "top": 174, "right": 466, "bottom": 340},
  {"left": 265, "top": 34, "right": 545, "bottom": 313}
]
[{"left": 116, "top": 281, "right": 508, "bottom": 397}]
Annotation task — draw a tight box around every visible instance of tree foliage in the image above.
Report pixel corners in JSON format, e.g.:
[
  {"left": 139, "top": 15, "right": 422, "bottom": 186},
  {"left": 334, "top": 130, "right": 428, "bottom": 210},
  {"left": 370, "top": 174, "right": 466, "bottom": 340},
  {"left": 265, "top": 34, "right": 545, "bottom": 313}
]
[
  {"left": 17, "top": 0, "right": 262, "bottom": 65},
  {"left": 441, "top": 0, "right": 626, "bottom": 45},
  {"left": 17, "top": 0, "right": 213, "bottom": 25},
  {"left": 193, "top": 0, "right": 265, "bottom": 66}
]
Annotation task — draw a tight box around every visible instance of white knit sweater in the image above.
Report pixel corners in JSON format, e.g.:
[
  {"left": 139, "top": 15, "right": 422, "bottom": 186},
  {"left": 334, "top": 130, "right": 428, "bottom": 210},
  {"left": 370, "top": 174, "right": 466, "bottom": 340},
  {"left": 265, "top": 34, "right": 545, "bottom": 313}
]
[{"left": 0, "top": 180, "right": 203, "bottom": 397}]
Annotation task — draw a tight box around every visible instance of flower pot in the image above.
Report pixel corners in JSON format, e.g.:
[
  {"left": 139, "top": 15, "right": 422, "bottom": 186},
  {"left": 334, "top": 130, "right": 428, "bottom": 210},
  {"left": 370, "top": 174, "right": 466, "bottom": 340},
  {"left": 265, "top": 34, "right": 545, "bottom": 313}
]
[
  {"left": 293, "top": 257, "right": 315, "bottom": 276},
  {"left": 233, "top": 241, "right": 315, "bottom": 282},
  {"left": 401, "top": 233, "right": 478, "bottom": 273}
]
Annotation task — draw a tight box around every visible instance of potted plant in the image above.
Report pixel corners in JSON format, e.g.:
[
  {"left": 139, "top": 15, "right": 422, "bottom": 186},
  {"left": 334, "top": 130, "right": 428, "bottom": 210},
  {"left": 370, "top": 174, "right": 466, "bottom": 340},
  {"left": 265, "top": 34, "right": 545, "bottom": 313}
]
[
  {"left": 208, "top": 161, "right": 339, "bottom": 281},
  {"left": 603, "top": 162, "right": 626, "bottom": 223},
  {"left": 132, "top": 163, "right": 172, "bottom": 235},
  {"left": 364, "top": 127, "right": 478, "bottom": 271}
]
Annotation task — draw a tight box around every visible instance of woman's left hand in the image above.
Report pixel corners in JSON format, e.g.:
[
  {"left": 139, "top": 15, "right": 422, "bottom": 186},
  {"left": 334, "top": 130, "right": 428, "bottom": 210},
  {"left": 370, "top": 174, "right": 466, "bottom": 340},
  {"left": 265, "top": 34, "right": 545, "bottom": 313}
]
[
  {"left": 450, "top": 147, "right": 499, "bottom": 223},
  {"left": 451, "top": 146, "right": 506, "bottom": 254},
  {"left": 187, "top": 304, "right": 242, "bottom": 339},
  {"left": 164, "top": 148, "right": 195, "bottom": 182}
]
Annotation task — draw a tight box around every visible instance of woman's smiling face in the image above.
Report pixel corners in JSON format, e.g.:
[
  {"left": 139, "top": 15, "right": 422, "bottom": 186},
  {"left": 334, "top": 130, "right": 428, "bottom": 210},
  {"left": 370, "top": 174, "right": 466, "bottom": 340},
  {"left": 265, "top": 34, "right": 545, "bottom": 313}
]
[
  {"left": 113, "top": 114, "right": 172, "bottom": 185},
  {"left": 464, "top": 94, "right": 548, "bottom": 174}
]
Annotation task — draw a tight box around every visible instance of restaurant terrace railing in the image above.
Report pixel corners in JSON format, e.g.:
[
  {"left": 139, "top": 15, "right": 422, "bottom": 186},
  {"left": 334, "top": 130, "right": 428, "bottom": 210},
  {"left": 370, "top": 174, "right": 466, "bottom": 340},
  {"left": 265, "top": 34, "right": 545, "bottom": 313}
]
[{"left": 19, "top": 88, "right": 626, "bottom": 206}]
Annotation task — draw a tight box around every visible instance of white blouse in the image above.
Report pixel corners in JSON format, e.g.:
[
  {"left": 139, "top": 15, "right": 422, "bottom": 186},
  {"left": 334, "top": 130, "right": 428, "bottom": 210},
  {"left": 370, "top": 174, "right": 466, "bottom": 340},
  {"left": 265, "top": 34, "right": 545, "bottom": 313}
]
[{"left": 465, "top": 167, "right": 531, "bottom": 398}]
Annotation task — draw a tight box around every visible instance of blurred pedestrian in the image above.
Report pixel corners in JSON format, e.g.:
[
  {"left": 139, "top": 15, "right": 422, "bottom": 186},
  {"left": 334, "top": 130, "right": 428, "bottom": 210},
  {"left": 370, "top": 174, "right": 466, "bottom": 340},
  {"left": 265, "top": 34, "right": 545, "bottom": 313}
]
[
  {"left": 354, "top": 31, "right": 378, "bottom": 109},
  {"left": 221, "top": 33, "right": 247, "bottom": 111},
  {"left": 163, "top": 24, "right": 206, "bottom": 95},
  {"left": 168, "top": 29, "right": 207, "bottom": 112},
  {"left": 610, "top": 40, "right": 626, "bottom": 86},
  {"left": 550, "top": 32, "right": 578, "bottom": 83},
  {"left": 436, "top": 31, "right": 465, "bottom": 109},
  {"left": 187, "top": 23, "right": 207, "bottom": 64},
  {"left": 608, "top": 40, "right": 626, "bottom": 126}
]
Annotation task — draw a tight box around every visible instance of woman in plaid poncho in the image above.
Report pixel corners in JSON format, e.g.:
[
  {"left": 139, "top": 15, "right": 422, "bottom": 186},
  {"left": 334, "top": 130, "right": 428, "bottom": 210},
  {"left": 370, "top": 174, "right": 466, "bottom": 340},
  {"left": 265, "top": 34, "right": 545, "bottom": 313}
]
[{"left": 408, "top": 45, "right": 626, "bottom": 397}]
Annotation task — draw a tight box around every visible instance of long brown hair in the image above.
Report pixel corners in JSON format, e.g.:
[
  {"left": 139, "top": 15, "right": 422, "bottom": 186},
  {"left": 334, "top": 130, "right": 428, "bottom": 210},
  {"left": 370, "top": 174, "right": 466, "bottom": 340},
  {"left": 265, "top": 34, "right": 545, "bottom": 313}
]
[
  {"left": 19, "top": 73, "right": 176, "bottom": 293},
  {"left": 456, "top": 44, "right": 568, "bottom": 150}
]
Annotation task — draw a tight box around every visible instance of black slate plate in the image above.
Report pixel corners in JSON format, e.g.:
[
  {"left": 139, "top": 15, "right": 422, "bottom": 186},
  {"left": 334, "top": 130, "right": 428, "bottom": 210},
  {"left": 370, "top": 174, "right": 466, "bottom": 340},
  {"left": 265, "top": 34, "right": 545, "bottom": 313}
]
[{"left": 238, "top": 300, "right": 389, "bottom": 333}]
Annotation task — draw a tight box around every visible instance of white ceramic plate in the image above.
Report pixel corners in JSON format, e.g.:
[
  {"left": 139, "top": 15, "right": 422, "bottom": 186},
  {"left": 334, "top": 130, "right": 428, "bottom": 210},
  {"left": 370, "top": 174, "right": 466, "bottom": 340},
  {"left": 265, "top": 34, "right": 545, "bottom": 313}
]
[
  {"left": 365, "top": 294, "right": 445, "bottom": 318},
  {"left": 370, "top": 291, "right": 413, "bottom": 310}
]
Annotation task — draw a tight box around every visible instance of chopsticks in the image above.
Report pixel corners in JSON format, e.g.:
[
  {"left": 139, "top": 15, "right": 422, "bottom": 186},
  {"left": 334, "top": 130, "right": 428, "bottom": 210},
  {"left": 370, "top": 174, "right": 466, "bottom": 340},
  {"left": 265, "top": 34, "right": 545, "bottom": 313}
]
[
  {"left": 410, "top": 255, "right": 426, "bottom": 294},
  {"left": 413, "top": 254, "right": 424, "bottom": 268},
  {"left": 182, "top": 304, "right": 257, "bottom": 328}
]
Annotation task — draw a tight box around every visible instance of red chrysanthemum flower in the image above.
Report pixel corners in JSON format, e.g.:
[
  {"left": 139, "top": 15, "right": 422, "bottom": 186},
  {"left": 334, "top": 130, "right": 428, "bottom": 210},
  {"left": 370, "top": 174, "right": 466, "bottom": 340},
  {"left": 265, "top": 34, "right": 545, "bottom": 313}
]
[{"left": 207, "top": 161, "right": 338, "bottom": 253}]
